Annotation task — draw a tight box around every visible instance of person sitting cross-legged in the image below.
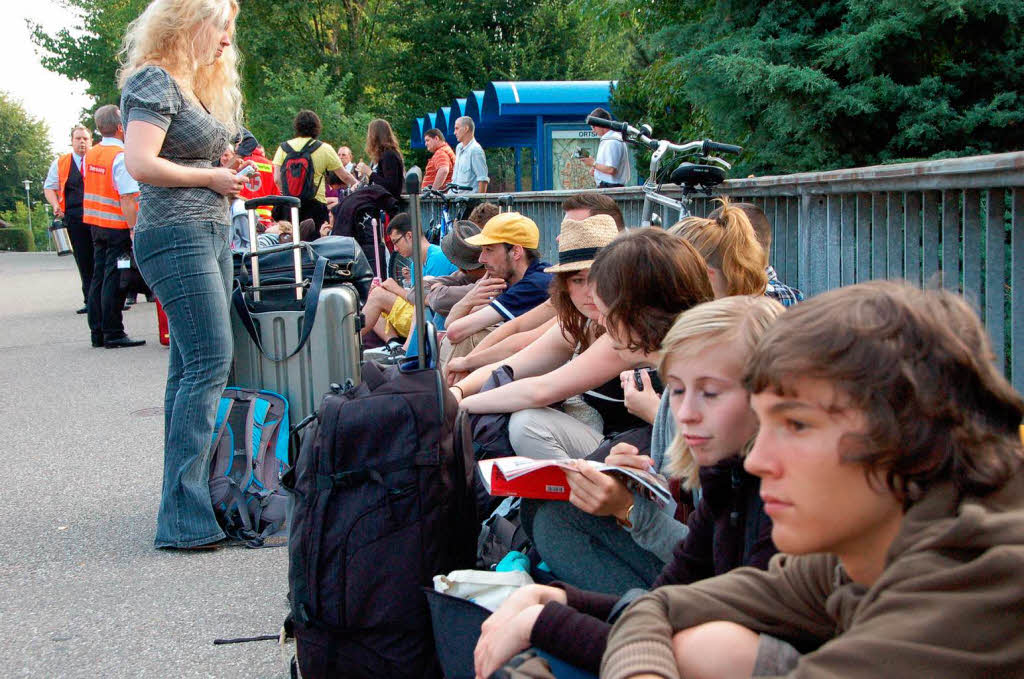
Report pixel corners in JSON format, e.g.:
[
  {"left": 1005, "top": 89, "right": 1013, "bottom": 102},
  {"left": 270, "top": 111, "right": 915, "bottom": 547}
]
[
  {"left": 360, "top": 212, "right": 456, "bottom": 344},
  {"left": 439, "top": 212, "right": 553, "bottom": 369}
]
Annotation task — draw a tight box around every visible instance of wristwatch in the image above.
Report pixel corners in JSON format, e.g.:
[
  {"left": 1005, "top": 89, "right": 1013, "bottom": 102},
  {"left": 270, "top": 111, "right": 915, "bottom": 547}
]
[{"left": 616, "top": 503, "right": 634, "bottom": 529}]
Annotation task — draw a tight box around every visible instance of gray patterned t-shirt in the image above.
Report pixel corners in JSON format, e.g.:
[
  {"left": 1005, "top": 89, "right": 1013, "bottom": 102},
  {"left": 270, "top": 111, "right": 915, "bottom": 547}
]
[{"left": 120, "top": 65, "right": 231, "bottom": 231}]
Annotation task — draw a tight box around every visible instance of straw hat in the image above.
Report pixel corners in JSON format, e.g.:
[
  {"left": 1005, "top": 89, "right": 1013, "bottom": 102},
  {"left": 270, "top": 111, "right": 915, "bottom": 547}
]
[
  {"left": 441, "top": 220, "right": 484, "bottom": 270},
  {"left": 544, "top": 214, "right": 619, "bottom": 273}
]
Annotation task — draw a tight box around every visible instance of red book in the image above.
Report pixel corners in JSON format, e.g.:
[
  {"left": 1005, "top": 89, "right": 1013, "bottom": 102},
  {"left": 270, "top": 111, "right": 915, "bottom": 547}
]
[
  {"left": 480, "top": 458, "right": 573, "bottom": 500},
  {"left": 478, "top": 458, "right": 672, "bottom": 508}
]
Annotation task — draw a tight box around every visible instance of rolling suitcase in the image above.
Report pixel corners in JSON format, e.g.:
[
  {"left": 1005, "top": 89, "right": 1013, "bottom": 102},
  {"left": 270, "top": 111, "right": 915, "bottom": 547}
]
[{"left": 230, "top": 195, "right": 364, "bottom": 421}]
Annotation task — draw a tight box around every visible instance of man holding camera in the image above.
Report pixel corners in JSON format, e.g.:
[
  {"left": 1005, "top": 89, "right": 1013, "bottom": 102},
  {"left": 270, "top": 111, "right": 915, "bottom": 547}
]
[{"left": 581, "top": 107, "right": 631, "bottom": 188}]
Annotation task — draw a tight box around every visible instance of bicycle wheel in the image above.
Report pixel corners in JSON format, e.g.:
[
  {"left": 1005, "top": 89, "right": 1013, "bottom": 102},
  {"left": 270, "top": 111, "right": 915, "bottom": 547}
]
[{"left": 388, "top": 251, "right": 413, "bottom": 284}]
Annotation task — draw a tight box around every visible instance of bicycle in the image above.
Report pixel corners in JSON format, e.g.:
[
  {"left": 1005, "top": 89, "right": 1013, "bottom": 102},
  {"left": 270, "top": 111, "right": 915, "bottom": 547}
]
[
  {"left": 585, "top": 115, "right": 742, "bottom": 228},
  {"left": 422, "top": 183, "right": 474, "bottom": 245}
]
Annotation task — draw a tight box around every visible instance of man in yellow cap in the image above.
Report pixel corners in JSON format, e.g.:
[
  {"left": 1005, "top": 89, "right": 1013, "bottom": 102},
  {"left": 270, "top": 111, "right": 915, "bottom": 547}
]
[{"left": 443, "top": 211, "right": 552, "bottom": 349}]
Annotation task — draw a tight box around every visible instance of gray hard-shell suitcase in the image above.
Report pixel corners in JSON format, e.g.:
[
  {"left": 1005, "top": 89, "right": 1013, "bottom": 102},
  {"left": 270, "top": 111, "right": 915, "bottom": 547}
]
[{"left": 230, "top": 196, "right": 362, "bottom": 421}]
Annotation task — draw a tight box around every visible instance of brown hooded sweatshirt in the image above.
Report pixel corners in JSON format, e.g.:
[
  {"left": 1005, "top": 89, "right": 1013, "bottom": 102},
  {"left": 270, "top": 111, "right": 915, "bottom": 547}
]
[{"left": 601, "top": 471, "right": 1024, "bottom": 679}]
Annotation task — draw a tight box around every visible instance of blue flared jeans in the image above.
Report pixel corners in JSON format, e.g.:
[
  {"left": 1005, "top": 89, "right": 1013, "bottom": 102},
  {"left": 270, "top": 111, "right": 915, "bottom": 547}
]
[{"left": 135, "top": 221, "right": 233, "bottom": 548}]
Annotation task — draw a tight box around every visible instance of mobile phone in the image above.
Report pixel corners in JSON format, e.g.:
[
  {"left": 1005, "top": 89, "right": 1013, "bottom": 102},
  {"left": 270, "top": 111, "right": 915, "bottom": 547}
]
[
  {"left": 633, "top": 367, "right": 663, "bottom": 393},
  {"left": 236, "top": 165, "right": 255, "bottom": 178}
]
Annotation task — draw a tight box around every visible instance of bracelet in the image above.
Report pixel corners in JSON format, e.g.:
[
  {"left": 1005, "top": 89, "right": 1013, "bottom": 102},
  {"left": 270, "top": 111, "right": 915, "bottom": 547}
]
[
  {"left": 451, "top": 385, "right": 464, "bottom": 400},
  {"left": 616, "top": 503, "right": 634, "bottom": 529}
]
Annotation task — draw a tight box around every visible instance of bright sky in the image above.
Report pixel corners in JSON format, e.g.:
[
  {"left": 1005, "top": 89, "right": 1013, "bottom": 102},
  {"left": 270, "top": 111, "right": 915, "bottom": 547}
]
[{"left": 1, "top": 0, "right": 93, "bottom": 156}]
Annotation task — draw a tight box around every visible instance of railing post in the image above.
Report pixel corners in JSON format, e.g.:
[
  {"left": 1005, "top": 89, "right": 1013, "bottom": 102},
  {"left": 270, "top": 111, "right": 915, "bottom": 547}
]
[{"left": 799, "top": 192, "right": 828, "bottom": 297}]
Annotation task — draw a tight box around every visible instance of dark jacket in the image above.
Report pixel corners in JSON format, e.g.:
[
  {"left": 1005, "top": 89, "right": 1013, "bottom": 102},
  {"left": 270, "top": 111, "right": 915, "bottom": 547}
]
[
  {"left": 330, "top": 184, "right": 399, "bottom": 278},
  {"left": 530, "top": 456, "right": 775, "bottom": 673},
  {"left": 369, "top": 149, "right": 405, "bottom": 198}
]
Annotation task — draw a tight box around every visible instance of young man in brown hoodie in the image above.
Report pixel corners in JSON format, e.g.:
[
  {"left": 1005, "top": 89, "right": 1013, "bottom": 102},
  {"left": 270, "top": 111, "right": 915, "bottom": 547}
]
[{"left": 596, "top": 280, "right": 1024, "bottom": 679}]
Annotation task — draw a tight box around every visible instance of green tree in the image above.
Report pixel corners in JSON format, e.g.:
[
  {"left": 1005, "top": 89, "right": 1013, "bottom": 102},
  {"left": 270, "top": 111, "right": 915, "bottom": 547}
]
[
  {"left": 245, "top": 64, "right": 375, "bottom": 157},
  {"left": 29, "top": 0, "right": 148, "bottom": 116},
  {"left": 0, "top": 92, "right": 53, "bottom": 214},
  {"left": 613, "top": 0, "right": 1024, "bottom": 175}
]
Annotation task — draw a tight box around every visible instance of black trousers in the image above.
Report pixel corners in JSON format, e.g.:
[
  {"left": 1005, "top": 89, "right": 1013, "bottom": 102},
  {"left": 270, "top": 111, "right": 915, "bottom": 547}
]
[
  {"left": 88, "top": 225, "right": 132, "bottom": 342},
  {"left": 66, "top": 215, "right": 94, "bottom": 305}
]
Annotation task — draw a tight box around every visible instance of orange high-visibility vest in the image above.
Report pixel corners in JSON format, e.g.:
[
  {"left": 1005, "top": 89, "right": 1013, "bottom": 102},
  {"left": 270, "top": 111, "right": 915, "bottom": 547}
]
[
  {"left": 82, "top": 144, "right": 130, "bottom": 229},
  {"left": 56, "top": 154, "right": 75, "bottom": 214}
]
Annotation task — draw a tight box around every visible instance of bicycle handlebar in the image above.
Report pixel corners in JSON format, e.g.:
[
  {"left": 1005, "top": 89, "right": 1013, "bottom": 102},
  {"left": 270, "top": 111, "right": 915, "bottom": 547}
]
[
  {"left": 585, "top": 116, "right": 628, "bottom": 133},
  {"left": 587, "top": 115, "right": 743, "bottom": 158},
  {"left": 702, "top": 140, "right": 743, "bottom": 156}
]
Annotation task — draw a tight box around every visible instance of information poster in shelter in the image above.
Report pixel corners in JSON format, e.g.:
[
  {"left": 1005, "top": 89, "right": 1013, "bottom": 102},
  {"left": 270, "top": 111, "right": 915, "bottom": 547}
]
[
  {"left": 550, "top": 127, "right": 600, "bottom": 190},
  {"left": 549, "top": 126, "right": 636, "bottom": 191}
]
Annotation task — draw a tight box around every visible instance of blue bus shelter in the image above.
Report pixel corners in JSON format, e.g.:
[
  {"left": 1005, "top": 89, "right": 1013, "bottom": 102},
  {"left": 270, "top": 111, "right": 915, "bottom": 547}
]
[{"left": 410, "top": 81, "right": 628, "bottom": 191}]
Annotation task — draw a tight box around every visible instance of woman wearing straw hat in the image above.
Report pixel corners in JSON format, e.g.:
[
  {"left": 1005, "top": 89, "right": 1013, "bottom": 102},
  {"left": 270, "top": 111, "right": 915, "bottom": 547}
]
[{"left": 452, "top": 214, "right": 644, "bottom": 459}]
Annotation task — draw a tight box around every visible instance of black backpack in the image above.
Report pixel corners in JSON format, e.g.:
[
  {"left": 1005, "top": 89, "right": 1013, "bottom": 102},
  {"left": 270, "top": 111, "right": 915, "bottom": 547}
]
[
  {"left": 283, "top": 361, "right": 477, "bottom": 679},
  {"left": 278, "top": 139, "right": 323, "bottom": 201}
]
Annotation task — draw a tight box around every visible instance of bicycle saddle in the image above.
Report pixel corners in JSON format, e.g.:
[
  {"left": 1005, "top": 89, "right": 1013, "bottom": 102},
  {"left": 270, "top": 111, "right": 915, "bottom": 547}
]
[{"left": 669, "top": 162, "right": 726, "bottom": 189}]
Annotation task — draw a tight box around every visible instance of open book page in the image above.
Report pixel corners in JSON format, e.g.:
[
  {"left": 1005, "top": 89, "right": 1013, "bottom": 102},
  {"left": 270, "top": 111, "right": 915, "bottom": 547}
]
[
  {"left": 590, "top": 462, "right": 674, "bottom": 511},
  {"left": 488, "top": 457, "right": 579, "bottom": 480}
]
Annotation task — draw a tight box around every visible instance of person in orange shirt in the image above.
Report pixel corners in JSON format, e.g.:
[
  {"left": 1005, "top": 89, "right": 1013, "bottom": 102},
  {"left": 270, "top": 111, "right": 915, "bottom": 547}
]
[
  {"left": 422, "top": 128, "right": 455, "bottom": 190},
  {"left": 82, "top": 105, "right": 143, "bottom": 348}
]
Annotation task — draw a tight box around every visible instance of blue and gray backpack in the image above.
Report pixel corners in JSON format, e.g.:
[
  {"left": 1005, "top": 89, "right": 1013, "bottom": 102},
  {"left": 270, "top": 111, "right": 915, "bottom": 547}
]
[{"left": 208, "top": 387, "right": 291, "bottom": 547}]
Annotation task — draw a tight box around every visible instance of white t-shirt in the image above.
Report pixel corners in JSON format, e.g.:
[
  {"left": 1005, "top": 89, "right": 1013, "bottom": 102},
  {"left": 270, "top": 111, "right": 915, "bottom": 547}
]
[{"left": 593, "top": 130, "right": 630, "bottom": 186}]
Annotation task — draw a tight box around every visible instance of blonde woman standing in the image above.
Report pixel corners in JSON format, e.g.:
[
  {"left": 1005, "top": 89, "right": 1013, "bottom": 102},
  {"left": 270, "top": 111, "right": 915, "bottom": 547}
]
[{"left": 119, "top": 0, "right": 247, "bottom": 549}]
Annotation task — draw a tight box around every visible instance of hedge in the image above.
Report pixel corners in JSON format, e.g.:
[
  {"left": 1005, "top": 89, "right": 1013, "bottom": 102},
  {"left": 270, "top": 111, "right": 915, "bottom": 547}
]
[{"left": 0, "top": 228, "right": 33, "bottom": 251}]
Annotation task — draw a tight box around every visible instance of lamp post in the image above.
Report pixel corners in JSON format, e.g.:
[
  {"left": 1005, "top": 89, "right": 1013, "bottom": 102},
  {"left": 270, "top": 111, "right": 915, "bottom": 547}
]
[
  {"left": 23, "top": 179, "right": 41, "bottom": 251},
  {"left": 43, "top": 203, "right": 53, "bottom": 251},
  {"left": 22, "top": 179, "right": 32, "bottom": 232}
]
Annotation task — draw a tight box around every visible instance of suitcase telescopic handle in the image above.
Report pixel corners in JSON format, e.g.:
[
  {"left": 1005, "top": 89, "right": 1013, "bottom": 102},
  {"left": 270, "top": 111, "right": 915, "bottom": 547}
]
[
  {"left": 245, "top": 195, "right": 303, "bottom": 301},
  {"left": 406, "top": 169, "right": 427, "bottom": 369}
]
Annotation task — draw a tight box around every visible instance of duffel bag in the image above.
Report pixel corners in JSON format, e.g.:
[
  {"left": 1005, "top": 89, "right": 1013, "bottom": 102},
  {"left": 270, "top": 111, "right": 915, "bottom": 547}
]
[{"left": 236, "top": 236, "right": 374, "bottom": 302}]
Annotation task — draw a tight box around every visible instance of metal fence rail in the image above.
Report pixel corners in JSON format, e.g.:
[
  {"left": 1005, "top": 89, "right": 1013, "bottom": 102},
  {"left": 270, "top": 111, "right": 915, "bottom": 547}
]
[{"left": 421, "top": 151, "right": 1024, "bottom": 392}]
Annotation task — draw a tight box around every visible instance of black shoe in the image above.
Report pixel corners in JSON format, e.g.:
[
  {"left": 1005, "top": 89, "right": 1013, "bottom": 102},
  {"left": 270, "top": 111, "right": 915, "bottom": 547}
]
[
  {"left": 104, "top": 336, "right": 146, "bottom": 348},
  {"left": 125, "top": 296, "right": 137, "bottom": 306},
  {"left": 91, "top": 338, "right": 104, "bottom": 348},
  {"left": 123, "top": 302, "right": 132, "bottom": 311},
  {"left": 146, "top": 295, "right": 156, "bottom": 303},
  {"left": 76, "top": 305, "right": 88, "bottom": 314}
]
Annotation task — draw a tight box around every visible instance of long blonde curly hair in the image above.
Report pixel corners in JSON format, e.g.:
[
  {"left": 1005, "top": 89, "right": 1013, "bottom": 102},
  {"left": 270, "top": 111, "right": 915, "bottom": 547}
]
[{"left": 118, "top": 0, "right": 243, "bottom": 135}]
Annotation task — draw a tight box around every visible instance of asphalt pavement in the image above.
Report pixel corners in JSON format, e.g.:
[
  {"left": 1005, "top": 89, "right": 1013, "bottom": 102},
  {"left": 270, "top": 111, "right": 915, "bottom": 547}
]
[{"left": 0, "top": 252, "right": 290, "bottom": 678}]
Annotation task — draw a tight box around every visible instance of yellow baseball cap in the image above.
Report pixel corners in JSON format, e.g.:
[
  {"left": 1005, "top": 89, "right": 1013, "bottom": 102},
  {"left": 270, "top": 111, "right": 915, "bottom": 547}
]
[{"left": 464, "top": 212, "right": 540, "bottom": 249}]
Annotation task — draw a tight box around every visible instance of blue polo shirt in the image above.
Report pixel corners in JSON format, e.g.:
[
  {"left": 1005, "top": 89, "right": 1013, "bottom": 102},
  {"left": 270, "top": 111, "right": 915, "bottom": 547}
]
[{"left": 490, "top": 260, "right": 553, "bottom": 321}]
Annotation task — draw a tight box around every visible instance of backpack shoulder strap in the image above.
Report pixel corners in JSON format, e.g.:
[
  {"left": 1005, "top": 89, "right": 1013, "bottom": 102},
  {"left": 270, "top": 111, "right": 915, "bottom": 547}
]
[
  {"left": 209, "top": 395, "right": 236, "bottom": 478},
  {"left": 281, "top": 141, "right": 296, "bottom": 156}
]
